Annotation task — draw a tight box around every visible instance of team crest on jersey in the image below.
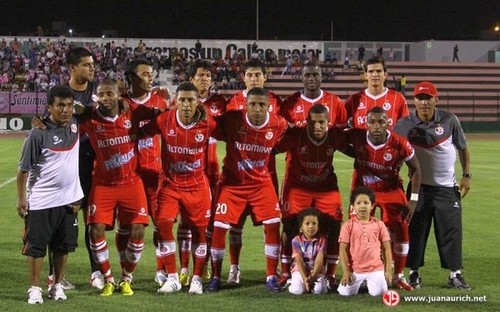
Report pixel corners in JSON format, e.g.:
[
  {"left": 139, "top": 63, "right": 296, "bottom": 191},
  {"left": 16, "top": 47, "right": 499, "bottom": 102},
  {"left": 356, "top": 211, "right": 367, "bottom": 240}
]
[
  {"left": 238, "top": 104, "right": 244, "bottom": 110},
  {"left": 435, "top": 126, "right": 444, "bottom": 135},
  {"left": 168, "top": 129, "right": 176, "bottom": 136},
  {"left": 295, "top": 105, "right": 304, "bottom": 112},
  {"left": 326, "top": 148, "right": 334, "bottom": 156},
  {"left": 91, "top": 94, "right": 98, "bottom": 102},
  {"left": 383, "top": 102, "right": 392, "bottom": 110},
  {"left": 358, "top": 102, "right": 366, "bottom": 109},
  {"left": 53, "top": 135, "right": 62, "bottom": 145},
  {"left": 138, "top": 207, "right": 147, "bottom": 216},
  {"left": 195, "top": 133, "right": 205, "bottom": 142},
  {"left": 210, "top": 104, "right": 219, "bottom": 114},
  {"left": 383, "top": 152, "right": 393, "bottom": 161},
  {"left": 71, "top": 124, "right": 78, "bottom": 133},
  {"left": 388, "top": 118, "right": 394, "bottom": 126},
  {"left": 123, "top": 120, "right": 132, "bottom": 129},
  {"left": 265, "top": 131, "right": 274, "bottom": 140}
]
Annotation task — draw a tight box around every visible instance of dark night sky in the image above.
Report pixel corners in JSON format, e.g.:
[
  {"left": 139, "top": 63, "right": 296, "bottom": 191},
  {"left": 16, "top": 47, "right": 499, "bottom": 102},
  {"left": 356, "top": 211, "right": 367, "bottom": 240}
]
[{"left": 2, "top": 0, "right": 499, "bottom": 41}]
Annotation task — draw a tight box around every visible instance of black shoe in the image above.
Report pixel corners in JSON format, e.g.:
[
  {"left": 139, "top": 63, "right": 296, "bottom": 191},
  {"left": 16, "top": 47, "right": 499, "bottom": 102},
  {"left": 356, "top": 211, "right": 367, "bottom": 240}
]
[
  {"left": 448, "top": 274, "right": 471, "bottom": 291},
  {"left": 409, "top": 272, "right": 421, "bottom": 289}
]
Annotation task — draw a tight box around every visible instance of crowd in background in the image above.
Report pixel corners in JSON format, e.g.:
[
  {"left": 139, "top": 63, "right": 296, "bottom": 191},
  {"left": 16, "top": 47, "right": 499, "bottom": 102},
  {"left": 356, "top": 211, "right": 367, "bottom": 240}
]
[{"left": 0, "top": 37, "right": 340, "bottom": 93}]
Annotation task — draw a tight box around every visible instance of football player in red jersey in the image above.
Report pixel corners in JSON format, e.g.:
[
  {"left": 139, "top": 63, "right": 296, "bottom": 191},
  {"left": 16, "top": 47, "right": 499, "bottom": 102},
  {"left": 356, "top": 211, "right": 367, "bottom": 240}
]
[
  {"left": 279, "top": 62, "right": 347, "bottom": 289},
  {"left": 206, "top": 88, "right": 288, "bottom": 293},
  {"left": 274, "top": 104, "right": 346, "bottom": 291},
  {"left": 344, "top": 56, "right": 410, "bottom": 219},
  {"left": 141, "top": 82, "right": 217, "bottom": 295},
  {"left": 223, "top": 59, "right": 282, "bottom": 284},
  {"left": 80, "top": 79, "right": 156, "bottom": 296},
  {"left": 175, "top": 60, "right": 227, "bottom": 286},
  {"left": 344, "top": 106, "right": 421, "bottom": 291},
  {"left": 121, "top": 59, "right": 168, "bottom": 287}
]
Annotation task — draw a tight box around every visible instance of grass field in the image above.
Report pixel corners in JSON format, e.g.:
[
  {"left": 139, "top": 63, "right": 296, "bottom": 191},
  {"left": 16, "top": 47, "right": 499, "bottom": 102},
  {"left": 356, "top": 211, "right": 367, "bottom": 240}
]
[{"left": 0, "top": 133, "right": 499, "bottom": 311}]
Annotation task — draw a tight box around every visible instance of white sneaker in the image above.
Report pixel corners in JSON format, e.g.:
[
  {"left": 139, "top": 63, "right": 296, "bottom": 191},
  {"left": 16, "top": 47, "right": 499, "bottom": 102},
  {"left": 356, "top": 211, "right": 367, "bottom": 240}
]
[
  {"left": 227, "top": 267, "right": 240, "bottom": 284},
  {"left": 154, "top": 271, "right": 167, "bottom": 287},
  {"left": 60, "top": 277, "right": 76, "bottom": 290},
  {"left": 27, "top": 286, "right": 43, "bottom": 304},
  {"left": 158, "top": 277, "right": 182, "bottom": 294},
  {"left": 48, "top": 283, "right": 67, "bottom": 301},
  {"left": 90, "top": 271, "right": 105, "bottom": 290},
  {"left": 188, "top": 279, "right": 203, "bottom": 295}
]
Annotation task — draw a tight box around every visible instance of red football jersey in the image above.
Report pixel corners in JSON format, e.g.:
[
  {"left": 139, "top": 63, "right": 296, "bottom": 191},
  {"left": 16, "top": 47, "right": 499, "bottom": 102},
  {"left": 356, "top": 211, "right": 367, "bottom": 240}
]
[
  {"left": 274, "top": 127, "right": 346, "bottom": 191},
  {"left": 344, "top": 88, "right": 408, "bottom": 130},
  {"left": 145, "top": 109, "right": 217, "bottom": 191},
  {"left": 80, "top": 104, "right": 154, "bottom": 186},
  {"left": 214, "top": 110, "right": 288, "bottom": 185},
  {"left": 345, "top": 128, "right": 415, "bottom": 192},
  {"left": 280, "top": 89, "right": 347, "bottom": 127},
  {"left": 200, "top": 94, "right": 227, "bottom": 180},
  {"left": 122, "top": 92, "right": 167, "bottom": 173},
  {"left": 226, "top": 89, "right": 282, "bottom": 115}
]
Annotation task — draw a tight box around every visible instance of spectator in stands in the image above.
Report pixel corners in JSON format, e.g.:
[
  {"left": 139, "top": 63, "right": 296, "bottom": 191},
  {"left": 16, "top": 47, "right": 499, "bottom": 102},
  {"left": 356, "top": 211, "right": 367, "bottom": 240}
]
[{"left": 452, "top": 45, "right": 460, "bottom": 63}]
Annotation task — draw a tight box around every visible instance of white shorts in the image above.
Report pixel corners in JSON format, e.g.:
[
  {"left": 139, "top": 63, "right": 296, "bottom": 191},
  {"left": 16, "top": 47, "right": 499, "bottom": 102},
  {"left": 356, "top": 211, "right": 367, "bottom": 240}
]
[
  {"left": 288, "top": 271, "right": 327, "bottom": 295},
  {"left": 337, "top": 270, "right": 388, "bottom": 297}
]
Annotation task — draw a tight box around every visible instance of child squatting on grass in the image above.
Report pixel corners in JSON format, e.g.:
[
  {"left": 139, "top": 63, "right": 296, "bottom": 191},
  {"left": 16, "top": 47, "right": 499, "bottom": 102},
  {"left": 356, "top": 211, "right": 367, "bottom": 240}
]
[
  {"left": 337, "top": 186, "right": 392, "bottom": 296},
  {"left": 288, "top": 207, "right": 328, "bottom": 295}
]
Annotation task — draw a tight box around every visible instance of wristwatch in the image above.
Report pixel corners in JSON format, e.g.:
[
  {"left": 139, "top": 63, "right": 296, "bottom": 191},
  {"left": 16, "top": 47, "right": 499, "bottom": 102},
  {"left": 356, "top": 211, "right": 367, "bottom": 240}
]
[{"left": 462, "top": 173, "right": 472, "bottom": 179}]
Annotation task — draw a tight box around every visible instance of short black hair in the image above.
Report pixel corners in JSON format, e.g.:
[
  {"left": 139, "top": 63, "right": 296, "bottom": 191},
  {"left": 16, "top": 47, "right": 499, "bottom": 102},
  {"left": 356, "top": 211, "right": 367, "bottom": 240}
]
[
  {"left": 297, "top": 207, "right": 321, "bottom": 227},
  {"left": 188, "top": 59, "right": 213, "bottom": 78},
  {"left": 247, "top": 87, "right": 269, "bottom": 98},
  {"left": 244, "top": 58, "right": 266, "bottom": 74},
  {"left": 363, "top": 56, "right": 387, "bottom": 73},
  {"left": 47, "top": 85, "right": 74, "bottom": 105},
  {"left": 124, "top": 58, "right": 152, "bottom": 84},
  {"left": 176, "top": 82, "right": 199, "bottom": 94},
  {"left": 66, "top": 47, "right": 93, "bottom": 66},
  {"left": 350, "top": 186, "right": 376, "bottom": 205},
  {"left": 308, "top": 103, "right": 329, "bottom": 117}
]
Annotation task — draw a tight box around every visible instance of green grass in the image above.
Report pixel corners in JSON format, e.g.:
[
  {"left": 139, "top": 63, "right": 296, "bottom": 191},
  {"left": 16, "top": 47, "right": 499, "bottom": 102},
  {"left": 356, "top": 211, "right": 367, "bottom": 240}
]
[{"left": 0, "top": 135, "right": 499, "bottom": 311}]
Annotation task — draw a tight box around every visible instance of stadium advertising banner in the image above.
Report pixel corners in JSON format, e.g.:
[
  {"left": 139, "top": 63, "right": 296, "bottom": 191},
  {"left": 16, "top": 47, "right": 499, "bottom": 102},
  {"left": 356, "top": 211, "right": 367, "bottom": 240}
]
[
  {"left": 0, "top": 92, "right": 46, "bottom": 115},
  {"left": 0, "top": 116, "right": 33, "bottom": 130}
]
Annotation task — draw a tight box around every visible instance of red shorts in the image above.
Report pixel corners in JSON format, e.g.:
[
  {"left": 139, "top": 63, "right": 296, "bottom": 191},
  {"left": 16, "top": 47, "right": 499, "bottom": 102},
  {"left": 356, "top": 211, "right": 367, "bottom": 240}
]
[
  {"left": 138, "top": 169, "right": 161, "bottom": 218},
  {"left": 214, "top": 181, "right": 281, "bottom": 225},
  {"left": 156, "top": 187, "right": 212, "bottom": 227},
  {"left": 374, "top": 188, "right": 407, "bottom": 226},
  {"left": 281, "top": 186, "right": 343, "bottom": 221},
  {"left": 87, "top": 182, "right": 149, "bottom": 228}
]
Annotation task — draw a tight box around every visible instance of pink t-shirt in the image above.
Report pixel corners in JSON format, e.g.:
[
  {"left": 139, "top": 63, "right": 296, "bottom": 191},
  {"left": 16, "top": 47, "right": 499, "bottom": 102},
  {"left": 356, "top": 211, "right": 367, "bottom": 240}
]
[{"left": 338, "top": 217, "right": 390, "bottom": 273}]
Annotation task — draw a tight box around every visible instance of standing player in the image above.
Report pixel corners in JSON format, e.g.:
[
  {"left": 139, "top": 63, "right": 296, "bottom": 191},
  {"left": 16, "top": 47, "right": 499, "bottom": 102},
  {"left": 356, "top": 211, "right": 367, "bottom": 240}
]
[
  {"left": 206, "top": 88, "right": 288, "bottom": 292},
  {"left": 142, "top": 82, "right": 217, "bottom": 295},
  {"left": 80, "top": 80, "right": 154, "bottom": 296},
  {"left": 279, "top": 62, "right": 347, "bottom": 288},
  {"left": 17, "top": 85, "right": 83, "bottom": 304},
  {"left": 344, "top": 56, "right": 408, "bottom": 131},
  {"left": 280, "top": 61, "right": 347, "bottom": 128},
  {"left": 344, "top": 56, "right": 409, "bottom": 218},
  {"left": 60, "top": 47, "right": 105, "bottom": 290},
  {"left": 394, "top": 82, "right": 472, "bottom": 290},
  {"left": 223, "top": 59, "right": 282, "bottom": 284},
  {"left": 345, "top": 106, "right": 421, "bottom": 291},
  {"left": 175, "top": 60, "right": 227, "bottom": 286},
  {"left": 273, "top": 104, "right": 345, "bottom": 290},
  {"left": 122, "top": 59, "right": 168, "bottom": 285}
]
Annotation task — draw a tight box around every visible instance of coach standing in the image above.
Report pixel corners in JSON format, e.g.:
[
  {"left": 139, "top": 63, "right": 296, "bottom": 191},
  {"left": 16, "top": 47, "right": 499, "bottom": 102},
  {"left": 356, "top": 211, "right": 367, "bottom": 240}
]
[{"left": 394, "top": 81, "right": 471, "bottom": 291}]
